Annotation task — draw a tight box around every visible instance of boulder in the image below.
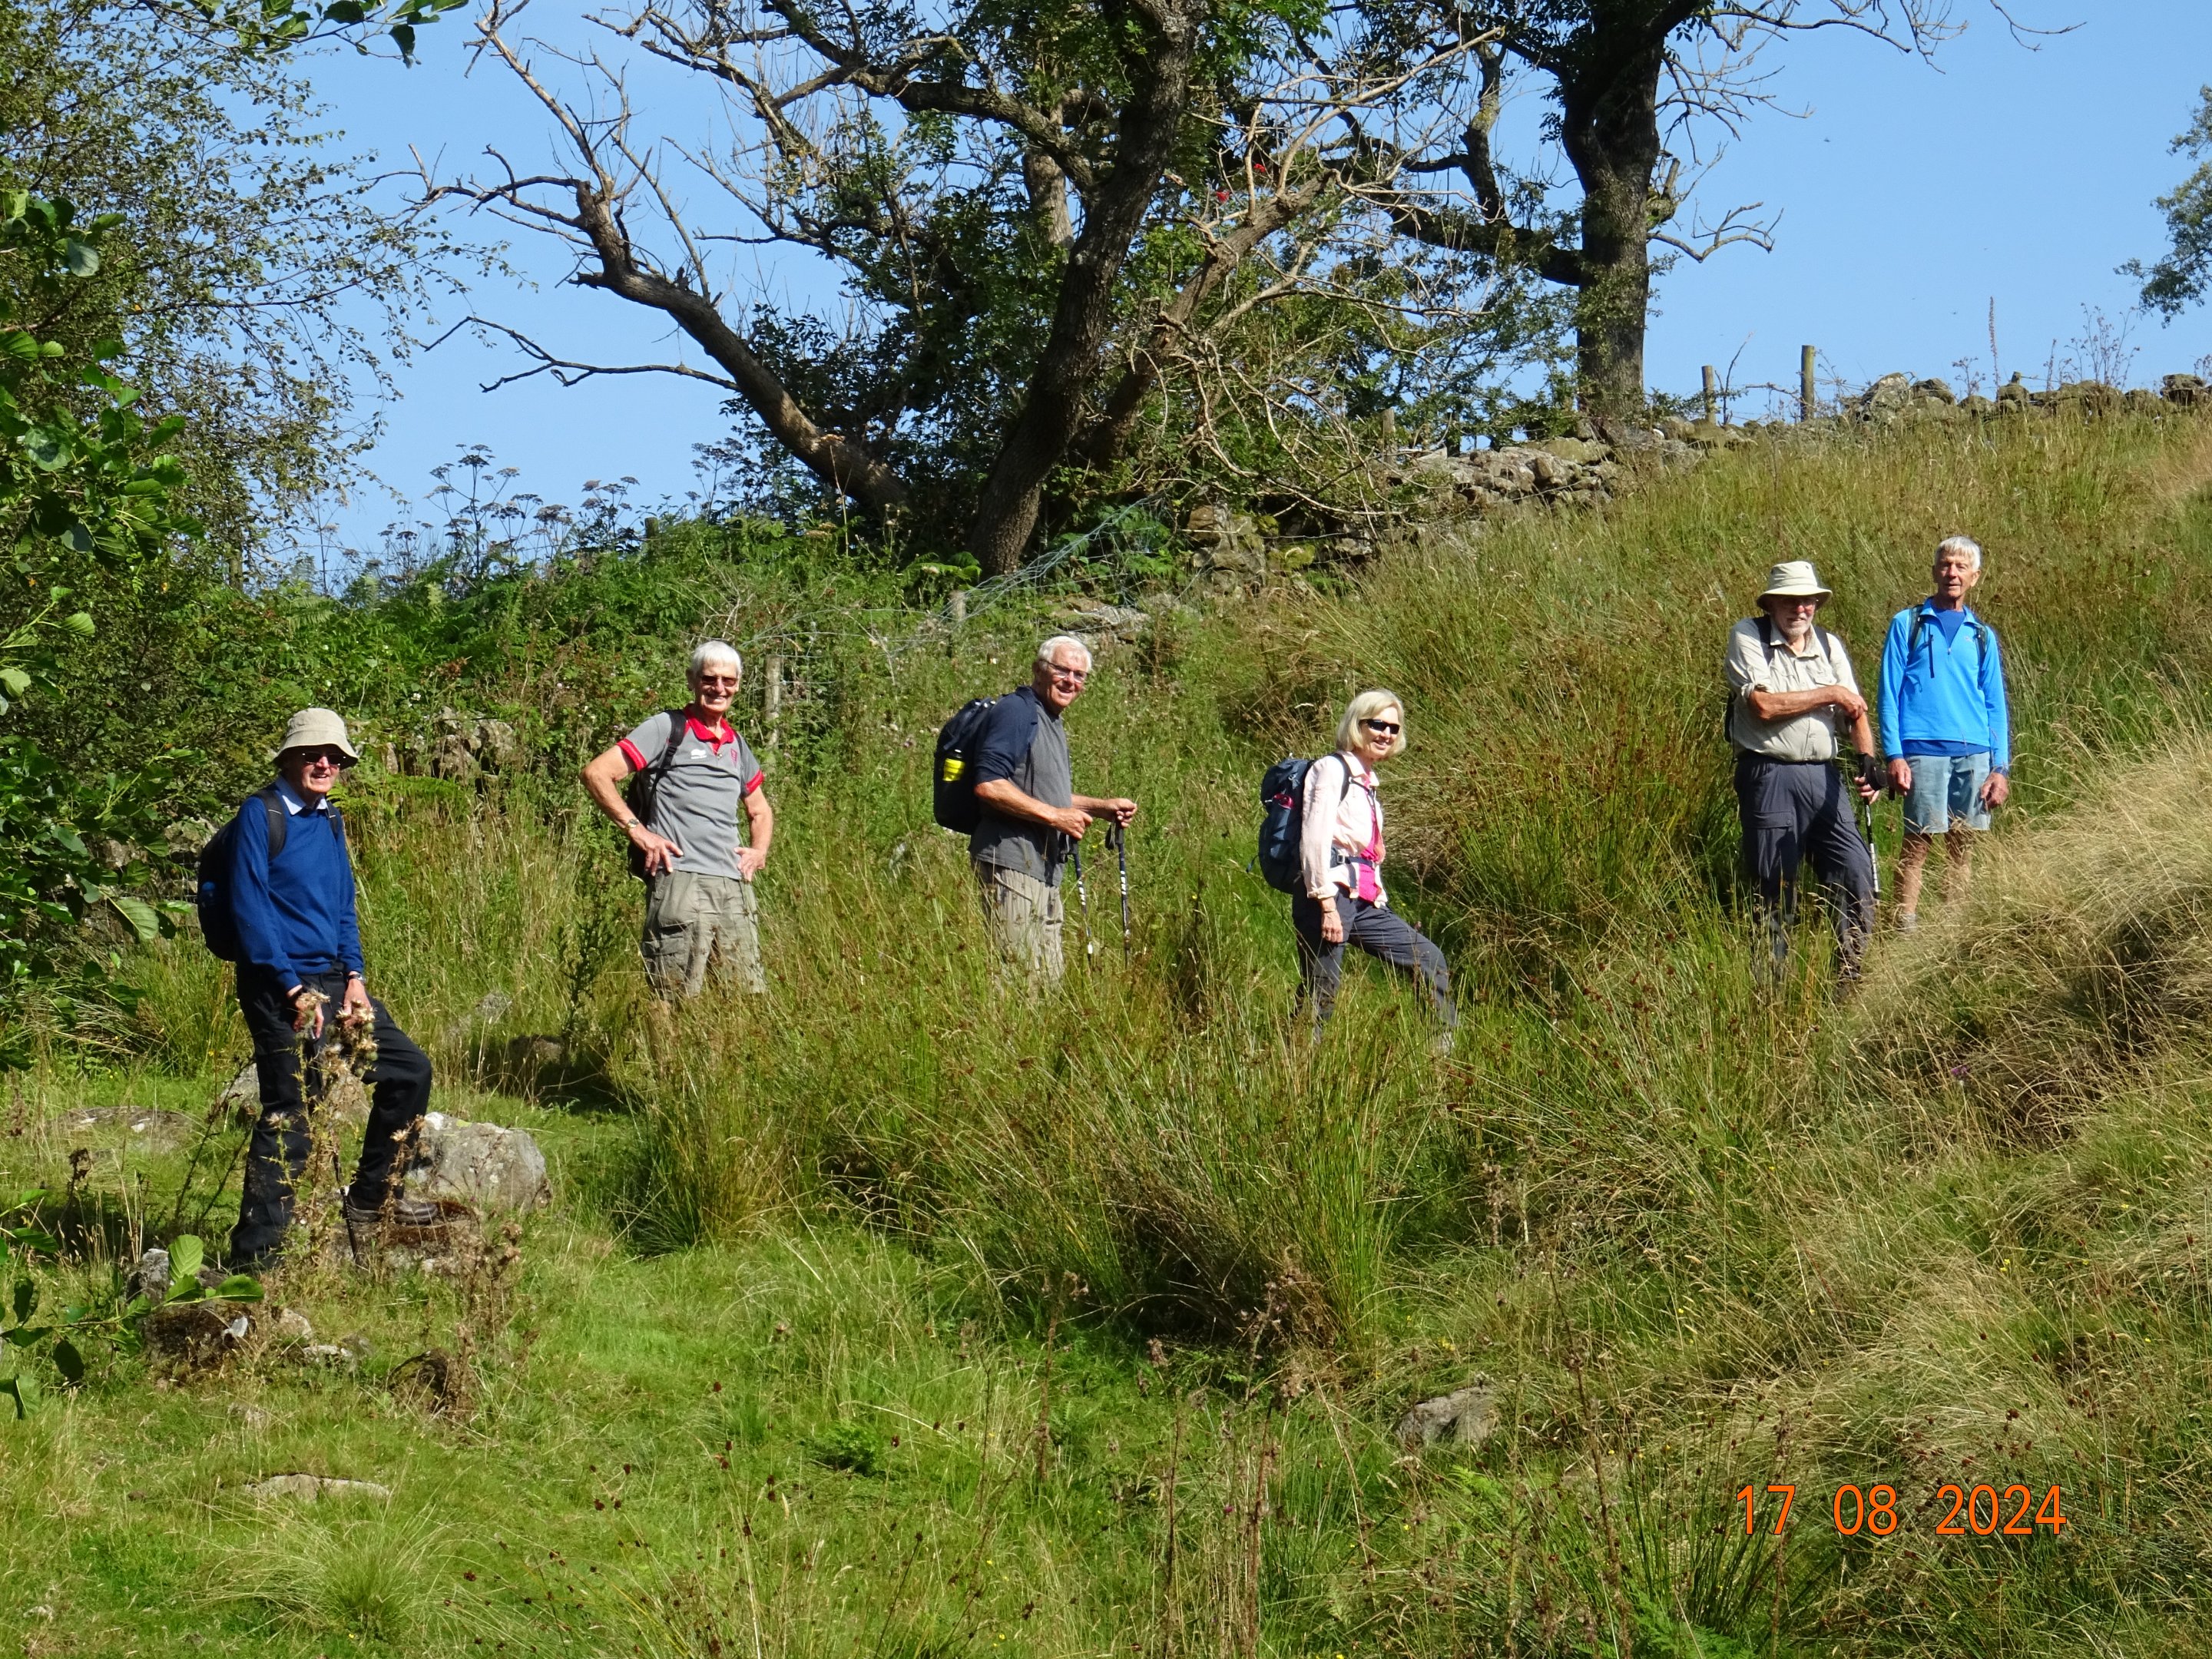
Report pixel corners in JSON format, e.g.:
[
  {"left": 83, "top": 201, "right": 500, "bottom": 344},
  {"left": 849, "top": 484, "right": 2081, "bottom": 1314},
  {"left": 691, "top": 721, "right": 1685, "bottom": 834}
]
[
  {"left": 400, "top": 1112, "right": 549, "bottom": 1212},
  {"left": 1395, "top": 1381, "right": 1498, "bottom": 1450},
  {"left": 216, "top": 1061, "right": 260, "bottom": 1124},
  {"left": 243, "top": 1473, "right": 392, "bottom": 1503},
  {"left": 58, "top": 1107, "right": 197, "bottom": 1152},
  {"left": 1529, "top": 435, "right": 1611, "bottom": 465},
  {"left": 2164, "top": 373, "right": 2208, "bottom": 406},
  {"left": 1912, "top": 378, "right": 1957, "bottom": 406}
]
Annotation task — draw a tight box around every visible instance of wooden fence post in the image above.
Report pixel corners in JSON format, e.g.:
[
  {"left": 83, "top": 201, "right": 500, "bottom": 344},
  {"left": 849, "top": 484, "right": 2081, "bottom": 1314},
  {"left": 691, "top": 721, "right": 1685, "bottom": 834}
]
[
  {"left": 1701, "top": 366, "right": 1718, "bottom": 425},
  {"left": 1800, "top": 346, "right": 1817, "bottom": 422},
  {"left": 763, "top": 655, "right": 784, "bottom": 750}
]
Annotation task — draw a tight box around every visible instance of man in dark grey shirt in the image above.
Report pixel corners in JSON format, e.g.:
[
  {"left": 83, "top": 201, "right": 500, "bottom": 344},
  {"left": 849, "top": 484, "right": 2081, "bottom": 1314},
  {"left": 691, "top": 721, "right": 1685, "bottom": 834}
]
[{"left": 969, "top": 634, "right": 1137, "bottom": 980}]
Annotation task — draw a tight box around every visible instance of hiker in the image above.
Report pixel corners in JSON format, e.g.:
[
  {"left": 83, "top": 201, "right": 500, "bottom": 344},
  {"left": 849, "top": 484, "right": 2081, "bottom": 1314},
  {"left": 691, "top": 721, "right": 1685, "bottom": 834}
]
[
  {"left": 223, "top": 709, "right": 437, "bottom": 1270},
  {"left": 1724, "top": 561, "right": 1881, "bottom": 982},
  {"left": 1879, "top": 535, "right": 2011, "bottom": 929},
  {"left": 965, "top": 635, "right": 1137, "bottom": 981},
  {"left": 581, "top": 640, "right": 775, "bottom": 998},
  {"left": 1291, "top": 690, "right": 1457, "bottom": 1044}
]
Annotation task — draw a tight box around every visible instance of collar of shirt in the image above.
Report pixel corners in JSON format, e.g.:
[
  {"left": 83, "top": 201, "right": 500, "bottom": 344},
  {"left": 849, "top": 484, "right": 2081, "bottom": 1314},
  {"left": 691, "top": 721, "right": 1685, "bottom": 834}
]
[
  {"left": 271, "top": 779, "right": 329, "bottom": 816},
  {"left": 683, "top": 710, "right": 737, "bottom": 750},
  {"left": 1918, "top": 598, "right": 1976, "bottom": 621}
]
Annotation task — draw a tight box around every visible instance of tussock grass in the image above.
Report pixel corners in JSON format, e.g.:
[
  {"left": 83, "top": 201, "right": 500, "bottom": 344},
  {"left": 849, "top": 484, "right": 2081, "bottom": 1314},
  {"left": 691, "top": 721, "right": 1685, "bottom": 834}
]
[{"left": 13, "top": 413, "right": 2212, "bottom": 1654}]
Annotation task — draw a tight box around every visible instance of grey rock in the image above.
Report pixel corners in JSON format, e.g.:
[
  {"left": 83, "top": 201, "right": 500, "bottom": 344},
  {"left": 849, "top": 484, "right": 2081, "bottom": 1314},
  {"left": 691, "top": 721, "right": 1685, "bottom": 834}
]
[
  {"left": 243, "top": 1473, "right": 392, "bottom": 1503},
  {"left": 1396, "top": 1381, "right": 1498, "bottom": 1450},
  {"left": 401, "top": 1111, "right": 549, "bottom": 1212},
  {"left": 59, "top": 1107, "right": 197, "bottom": 1152},
  {"left": 217, "top": 1062, "right": 259, "bottom": 1123},
  {"left": 1996, "top": 373, "right": 2032, "bottom": 404},
  {"left": 2164, "top": 372, "right": 2208, "bottom": 406},
  {"left": 476, "top": 720, "right": 521, "bottom": 772},
  {"left": 133, "top": 1247, "right": 171, "bottom": 1305},
  {"left": 1529, "top": 435, "right": 1610, "bottom": 465},
  {"left": 270, "top": 1307, "right": 315, "bottom": 1343},
  {"left": 1912, "top": 378, "right": 1957, "bottom": 406}
]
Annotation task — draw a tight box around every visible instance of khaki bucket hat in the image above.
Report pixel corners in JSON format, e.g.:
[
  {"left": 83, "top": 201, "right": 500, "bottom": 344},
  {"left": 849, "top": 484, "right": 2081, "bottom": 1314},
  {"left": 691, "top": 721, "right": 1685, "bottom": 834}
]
[
  {"left": 1757, "top": 560, "right": 1832, "bottom": 604},
  {"left": 272, "top": 707, "right": 359, "bottom": 763}
]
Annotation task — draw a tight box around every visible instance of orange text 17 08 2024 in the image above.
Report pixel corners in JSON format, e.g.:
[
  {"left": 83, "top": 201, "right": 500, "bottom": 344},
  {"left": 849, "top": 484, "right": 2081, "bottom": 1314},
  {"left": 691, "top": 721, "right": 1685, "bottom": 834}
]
[{"left": 1735, "top": 1483, "right": 2068, "bottom": 1537}]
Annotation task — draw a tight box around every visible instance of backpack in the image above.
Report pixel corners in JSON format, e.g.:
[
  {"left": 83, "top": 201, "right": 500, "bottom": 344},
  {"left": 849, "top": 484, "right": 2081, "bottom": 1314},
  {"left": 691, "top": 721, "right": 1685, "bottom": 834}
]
[
  {"left": 933, "top": 693, "right": 1038, "bottom": 834},
  {"left": 194, "top": 786, "right": 342, "bottom": 961},
  {"left": 1255, "top": 757, "right": 1352, "bottom": 894},
  {"left": 1725, "top": 617, "right": 1846, "bottom": 747},
  {"left": 624, "top": 709, "right": 688, "bottom": 879},
  {"left": 1906, "top": 606, "right": 1990, "bottom": 667}
]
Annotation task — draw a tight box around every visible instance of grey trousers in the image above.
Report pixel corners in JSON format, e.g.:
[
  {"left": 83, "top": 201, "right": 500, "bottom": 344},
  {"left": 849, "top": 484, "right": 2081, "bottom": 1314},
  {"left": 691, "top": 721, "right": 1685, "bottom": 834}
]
[
  {"left": 1734, "top": 753, "right": 1874, "bottom": 979},
  {"left": 1290, "top": 894, "right": 1457, "bottom": 1029}
]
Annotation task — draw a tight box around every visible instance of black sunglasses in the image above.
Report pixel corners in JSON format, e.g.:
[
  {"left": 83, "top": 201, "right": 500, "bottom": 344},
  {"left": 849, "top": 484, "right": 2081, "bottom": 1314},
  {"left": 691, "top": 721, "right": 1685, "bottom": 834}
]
[
  {"left": 1361, "top": 719, "right": 1402, "bottom": 736},
  {"left": 290, "top": 745, "right": 354, "bottom": 768}
]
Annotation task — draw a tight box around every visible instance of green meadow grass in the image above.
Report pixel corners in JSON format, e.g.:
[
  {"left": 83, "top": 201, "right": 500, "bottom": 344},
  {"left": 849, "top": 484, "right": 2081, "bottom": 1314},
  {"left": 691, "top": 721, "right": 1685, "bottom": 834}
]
[{"left": 8, "top": 413, "right": 2212, "bottom": 1654}]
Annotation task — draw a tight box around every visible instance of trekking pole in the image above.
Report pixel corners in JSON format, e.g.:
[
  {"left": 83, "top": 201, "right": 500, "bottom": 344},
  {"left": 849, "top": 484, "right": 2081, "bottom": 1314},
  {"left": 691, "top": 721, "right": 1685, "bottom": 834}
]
[
  {"left": 1854, "top": 756, "right": 1883, "bottom": 902},
  {"left": 1108, "top": 821, "right": 1131, "bottom": 962},
  {"left": 1070, "top": 841, "right": 1093, "bottom": 964}
]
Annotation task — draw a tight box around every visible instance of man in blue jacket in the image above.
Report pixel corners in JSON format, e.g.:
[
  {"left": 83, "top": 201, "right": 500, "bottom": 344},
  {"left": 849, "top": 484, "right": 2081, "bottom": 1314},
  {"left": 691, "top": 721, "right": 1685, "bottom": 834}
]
[
  {"left": 1879, "top": 536, "right": 2012, "bottom": 930},
  {"left": 226, "top": 708, "right": 437, "bottom": 1270}
]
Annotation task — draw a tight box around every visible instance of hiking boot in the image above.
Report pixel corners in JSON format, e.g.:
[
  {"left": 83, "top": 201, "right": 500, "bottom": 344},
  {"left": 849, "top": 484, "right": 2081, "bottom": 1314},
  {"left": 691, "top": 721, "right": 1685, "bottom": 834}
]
[
  {"left": 343, "top": 1192, "right": 447, "bottom": 1230},
  {"left": 1430, "top": 1029, "right": 1458, "bottom": 1058},
  {"left": 1895, "top": 912, "right": 1919, "bottom": 933}
]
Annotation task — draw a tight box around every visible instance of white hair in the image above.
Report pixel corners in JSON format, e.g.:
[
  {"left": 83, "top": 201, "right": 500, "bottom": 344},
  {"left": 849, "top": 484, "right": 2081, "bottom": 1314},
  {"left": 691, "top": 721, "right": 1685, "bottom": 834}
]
[
  {"left": 1336, "top": 688, "right": 1406, "bottom": 755},
  {"left": 1936, "top": 535, "right": 1983, "bottom": 572},
  {"left": 1035, "top": 634, "right": 1092, "bottom": 671},
  {"left": 689, "top": 639, "right": 743, "bottom": 681}
]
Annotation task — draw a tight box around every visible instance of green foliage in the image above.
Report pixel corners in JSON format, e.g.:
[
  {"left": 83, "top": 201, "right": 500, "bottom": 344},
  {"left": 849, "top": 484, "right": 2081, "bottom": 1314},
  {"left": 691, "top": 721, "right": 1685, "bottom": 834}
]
[
  {"left": 0, "top": 1183, "right": 260, "bottom": 1417},
  {"left": 2128, "top": 84, "right": 2212, "bottom": 319},
  {"left": 1, "top": 1, "right": 485, "bottom": 558}
]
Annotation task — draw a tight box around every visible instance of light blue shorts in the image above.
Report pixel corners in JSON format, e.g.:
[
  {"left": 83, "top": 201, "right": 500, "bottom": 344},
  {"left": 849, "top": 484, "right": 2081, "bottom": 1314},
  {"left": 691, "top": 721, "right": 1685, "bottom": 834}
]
[{"left": 1902, "top": 751, "right": 1993, "bottom": 835}]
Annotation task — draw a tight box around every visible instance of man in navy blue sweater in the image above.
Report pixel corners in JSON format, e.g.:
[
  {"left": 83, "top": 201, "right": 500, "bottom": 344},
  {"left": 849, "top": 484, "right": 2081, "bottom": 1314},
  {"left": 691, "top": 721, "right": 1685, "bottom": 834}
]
[{"left": 226, "top": 708, "right": 435, "bottom": 1269}]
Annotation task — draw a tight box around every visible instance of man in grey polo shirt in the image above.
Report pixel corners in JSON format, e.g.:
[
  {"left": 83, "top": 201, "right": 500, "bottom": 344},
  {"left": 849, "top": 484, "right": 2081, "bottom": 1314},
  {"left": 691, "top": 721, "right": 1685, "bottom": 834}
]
[
  {"left": 968, "top": 634, "right": 1137, "bottom": 981},
  {"left": 581, "top": 640, "right": 776, "bottom": 998},
  {"left": 1725, "top": 561, "right": 1880, "bottom": 984}
]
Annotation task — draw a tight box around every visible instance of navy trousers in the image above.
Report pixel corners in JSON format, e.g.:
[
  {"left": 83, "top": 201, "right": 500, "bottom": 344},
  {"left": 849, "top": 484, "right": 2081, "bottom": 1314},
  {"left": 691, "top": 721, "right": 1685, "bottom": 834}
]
[
  {"left": 229, "top": 965, "right": 432, "bottom": 1264},
  {"left": 1734, "top": 754, "right": 1875, "bottom": 979},
  {"left": 1290, "top": 894, "right": 1458, "bottom": 1029}
]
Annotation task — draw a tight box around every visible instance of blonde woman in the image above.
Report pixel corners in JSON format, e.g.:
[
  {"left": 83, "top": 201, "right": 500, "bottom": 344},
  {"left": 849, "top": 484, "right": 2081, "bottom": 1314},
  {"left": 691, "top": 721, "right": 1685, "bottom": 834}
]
[{"left": 1293, "top": 690, "right": 1456, "bottom": 1045}]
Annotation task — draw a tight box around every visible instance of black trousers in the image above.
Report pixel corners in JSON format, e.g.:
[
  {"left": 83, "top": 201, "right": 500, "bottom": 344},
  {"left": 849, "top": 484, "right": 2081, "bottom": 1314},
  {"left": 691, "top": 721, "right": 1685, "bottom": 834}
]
[
  {"left": 229, "top": 965, "right": 433, "bottom": 1263},
  {"left": 1734, "top": 753, "right": 1875, "bottom": 978},
  {"left": 1290, "top": 894, "right": 1457, "bottom": 1030}
]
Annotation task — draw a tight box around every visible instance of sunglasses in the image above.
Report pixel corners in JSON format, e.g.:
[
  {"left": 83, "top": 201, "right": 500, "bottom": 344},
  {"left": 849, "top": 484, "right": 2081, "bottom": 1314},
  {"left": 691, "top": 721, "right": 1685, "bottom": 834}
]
[
  {"left": 695, "top": 674, "right": 740, "bottom": 687},
  {"left": 1362, "top": 719, "right": 1402, "bottom": 737},
  {"left": 292, "top": 746, "right": 353, "bottom": 768}
]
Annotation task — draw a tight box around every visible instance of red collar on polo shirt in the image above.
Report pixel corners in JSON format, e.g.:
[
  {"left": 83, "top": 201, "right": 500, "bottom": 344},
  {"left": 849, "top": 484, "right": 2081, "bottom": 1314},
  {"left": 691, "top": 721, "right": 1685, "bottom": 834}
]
[{"left": 683, "top": 708, "right": 737, "bottom": 751}]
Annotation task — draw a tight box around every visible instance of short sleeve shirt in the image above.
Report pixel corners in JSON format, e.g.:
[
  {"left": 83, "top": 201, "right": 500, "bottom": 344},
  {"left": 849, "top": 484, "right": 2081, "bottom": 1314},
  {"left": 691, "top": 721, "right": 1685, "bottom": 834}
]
[
  {"left": 969, "top": 686, "right": 1072, "bottom": 882},
  {"left": 620, "top": 711, "right": 763, "bottom": 882},
  {"left": 1724, "top": 618, "right": 1861, "bottom": 761}
]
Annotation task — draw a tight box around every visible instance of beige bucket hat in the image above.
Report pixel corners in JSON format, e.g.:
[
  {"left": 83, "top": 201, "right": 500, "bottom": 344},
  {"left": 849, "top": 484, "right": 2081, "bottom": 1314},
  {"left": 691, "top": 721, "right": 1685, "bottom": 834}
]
[
  {"left": 1757, "top": 560, "right": 1832, "bottom": 604},
  {"left": 273, "top": 707, "right": 359, "bottom": 763}
]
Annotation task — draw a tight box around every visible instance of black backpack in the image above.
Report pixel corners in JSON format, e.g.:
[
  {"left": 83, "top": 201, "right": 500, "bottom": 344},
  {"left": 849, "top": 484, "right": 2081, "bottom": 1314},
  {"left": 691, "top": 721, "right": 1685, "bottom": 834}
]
[
  {"left": 1255, "top": 757, "right": 1351, "bottom": 894},
  {"left": 195, "top": 786, "right": 342, "bottom": 961},
  {"left": 933, "top": 692, "right": 1037, "bottom": 833},
  {"left": 623, "top": 709, "right": 688, "bottom": 879}
]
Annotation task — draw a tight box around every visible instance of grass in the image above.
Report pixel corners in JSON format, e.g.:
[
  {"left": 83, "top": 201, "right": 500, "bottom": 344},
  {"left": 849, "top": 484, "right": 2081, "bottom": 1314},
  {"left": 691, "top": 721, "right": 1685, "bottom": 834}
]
[{"left": 7, "top": 412, "right": 2212, "bottom": 1654}]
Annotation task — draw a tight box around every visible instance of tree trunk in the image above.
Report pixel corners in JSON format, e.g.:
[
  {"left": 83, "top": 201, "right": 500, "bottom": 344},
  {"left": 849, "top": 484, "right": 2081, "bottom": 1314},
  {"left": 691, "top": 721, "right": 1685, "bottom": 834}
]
[
  {"left": 965, "top": 0, "right": 1196, "bottom": 575},
  {"left": 1556, "top": 37, "right": 1664, "bottom": 421}
]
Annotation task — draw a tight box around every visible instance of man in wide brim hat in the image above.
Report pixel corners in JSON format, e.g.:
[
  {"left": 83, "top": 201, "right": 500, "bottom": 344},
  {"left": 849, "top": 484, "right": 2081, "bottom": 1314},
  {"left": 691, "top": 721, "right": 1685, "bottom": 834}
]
[
  {"left": 1723, "top": 561, "right": 1880, "bottom": 984},
  {"left": 221, "top": 707, "right": 439, "bottom": 1269}
]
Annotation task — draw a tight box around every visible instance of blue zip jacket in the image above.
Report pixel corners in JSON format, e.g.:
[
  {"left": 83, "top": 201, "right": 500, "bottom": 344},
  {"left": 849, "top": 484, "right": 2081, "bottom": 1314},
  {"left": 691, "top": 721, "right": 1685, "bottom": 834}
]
[
  {"left": 1878, "top": 601, "right": 2011, "bottom": 770},
  {"left": 224, "top": 783, "right": 365, "bottom": 985}
]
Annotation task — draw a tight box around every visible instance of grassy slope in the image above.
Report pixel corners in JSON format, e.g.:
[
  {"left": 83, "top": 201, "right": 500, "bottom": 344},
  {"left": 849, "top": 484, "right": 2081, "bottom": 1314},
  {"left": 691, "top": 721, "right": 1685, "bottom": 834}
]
[{"left": 9, "top": 415, "right": 2212, "bottom": 1656}]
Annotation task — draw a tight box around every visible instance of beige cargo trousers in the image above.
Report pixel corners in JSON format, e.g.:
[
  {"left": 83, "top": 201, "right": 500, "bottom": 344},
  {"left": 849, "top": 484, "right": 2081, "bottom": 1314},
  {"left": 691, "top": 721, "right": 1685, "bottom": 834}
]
[
  {"left": 972, "top": 860, "right": 1065, "bottom": 983},
  {"left": 642, "top": 870, "right": 766, "bottom": 998}
]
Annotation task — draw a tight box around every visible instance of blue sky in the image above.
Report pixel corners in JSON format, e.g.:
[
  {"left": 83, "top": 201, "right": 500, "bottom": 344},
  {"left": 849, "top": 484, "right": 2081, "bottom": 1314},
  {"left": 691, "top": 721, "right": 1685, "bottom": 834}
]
[{"left": 303, "top": 2, "right": 2212, "bottom": 548}]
